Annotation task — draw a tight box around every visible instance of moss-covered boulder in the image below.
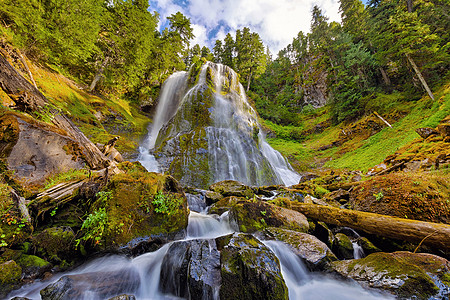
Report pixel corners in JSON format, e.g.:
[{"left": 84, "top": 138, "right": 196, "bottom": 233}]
[
  {"left": 79, "top": 162, "right": 189, "bottom": 252},
  {"left": 212, "top": 197, "right": 309, "bottom": 233},
  {"left": 356, "top": 237, "right": 382, "bottom": 255},
  {"left": 263, "top": 227, "right": 337, "bottom": 270},
  {"left": 313, "top": 221, "right": 335, "bottom": 249},
  {"left": 209, "top": 180, "right": 255, "bottom": 198},
  {"left": 32, "top": 227, "right": 76, "bottom": 264},
  {"left": 0, "top": 260, "right": 22, "bottom": 298},
  {"left": 15, "top": 254, "right": 51, "bottom": 279},
  {"left": 328, "top": 251, "right": 450, "bottom": 299},
  {"left": 216, "top": 233, "right": 289, "bottom": 300},
  {"left": 333, "top": 233, "right": 354, "bottom": 260}
]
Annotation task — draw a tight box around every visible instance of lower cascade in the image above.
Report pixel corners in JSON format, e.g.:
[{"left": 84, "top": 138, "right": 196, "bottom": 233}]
[
  {"left": 138, "top": 61, "right": 300, "bottom": 188},
  {"left": 9, "top": 201, "right": 394, "bottom": 300}
]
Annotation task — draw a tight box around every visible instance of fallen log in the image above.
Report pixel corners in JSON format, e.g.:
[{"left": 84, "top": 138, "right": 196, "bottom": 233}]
[{"left": 290, "top": 202, "right": 450, "bottom": 252}]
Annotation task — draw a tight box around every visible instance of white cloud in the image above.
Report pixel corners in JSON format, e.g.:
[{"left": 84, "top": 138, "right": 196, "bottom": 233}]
[
  {"left": 191, "top": 24, "right": 209, "bottom": 47},
  {"left": 153, "top": 0, "right": 341, "bottom": 54}
]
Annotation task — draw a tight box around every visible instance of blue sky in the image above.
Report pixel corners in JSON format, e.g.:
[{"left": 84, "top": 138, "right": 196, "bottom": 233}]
[{"left": 148, "top": 0, "right": 342, "bottom": 55}]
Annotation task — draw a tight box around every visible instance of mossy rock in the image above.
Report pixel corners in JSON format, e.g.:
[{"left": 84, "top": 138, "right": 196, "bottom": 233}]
[
  {"left": 15, "top": 254, "right": 51, "bottom": 279},
  {"left": 356, "top": 237, "right": 381, "bottom": 255},
  {"left": 218, "top": 197, "right": 309, "bottom": 233},
  {"left": 216, "top": 233, "right": 289, "bottom": 300},
  {"left": 32, "top": 227, "right": 76, "bottom": 264},
  {"left": 328, "top": 251, "right": 447, "bottom": 299},
  {"left": 209, "top": 180, "right": 254, "bottom": 198},
  {"left": 263, "top": 227, "right": 337, "bottom": 271},
  {"left": 83, "top": 169, "right": 189, "bottom": 251},
  {"left": 333, "top": 233, "right": 354, "bottom": 260},
  {"left": 0, "top": 260, "right": 22, "bottom": 298}
]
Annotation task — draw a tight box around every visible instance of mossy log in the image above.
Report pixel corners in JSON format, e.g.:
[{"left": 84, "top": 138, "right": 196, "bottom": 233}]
[
  {"left": 290, "top": 203, "right": 450, "bottom": 252},
  {"left": 0, "top": 54, "right": 109, "bottom": 169}
]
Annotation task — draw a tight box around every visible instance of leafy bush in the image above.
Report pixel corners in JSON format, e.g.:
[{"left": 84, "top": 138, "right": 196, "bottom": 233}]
[
  {"left": 152, "top": 191, "right": 182, "bottom": 215},
  {"left": 76, "top": 207, "right": 108, "bottom": 246}
]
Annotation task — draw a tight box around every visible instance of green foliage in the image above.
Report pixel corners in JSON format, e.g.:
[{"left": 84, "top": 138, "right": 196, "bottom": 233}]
[
  {"left": 44, "top": 169, "right": 88, "bottom": 190},
  {"left": 152, "top": 191, "right": 182, "bottom": 215},
  {"left": 373, "top": 191, "right": 384, "bottom": 201},
  {"left": 76, "top": 207, "right": 108, "bottom": 246}
]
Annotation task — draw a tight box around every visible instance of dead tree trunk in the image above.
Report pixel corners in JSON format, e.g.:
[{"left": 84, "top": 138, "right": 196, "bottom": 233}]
[
  {"left": 0, "top": 53, "right": 109, "bottom": 169},
  {"left": 89, "top": 57, "right": 110, "bottom": 92},
  {"left": 405, "top": 53, "right": 435, "bottom": 100},
  {"left": 290, "top": 202, "right": 450, "bottom": 252}
]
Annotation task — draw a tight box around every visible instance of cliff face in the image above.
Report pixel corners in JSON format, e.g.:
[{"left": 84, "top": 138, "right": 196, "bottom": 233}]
[{"left": 300, "top": 55, "right": 328, "bottom": 108}]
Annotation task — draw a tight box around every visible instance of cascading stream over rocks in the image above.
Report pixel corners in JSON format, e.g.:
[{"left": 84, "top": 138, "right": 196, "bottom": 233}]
[{"left": 139, "top": 61, "right": 300, "bottom": 188}]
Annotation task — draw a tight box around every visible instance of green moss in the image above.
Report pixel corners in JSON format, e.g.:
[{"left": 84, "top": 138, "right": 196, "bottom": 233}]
[
  {"left": 15, "top": 254, "right": 50, "bottom": 269},
  {"left": 0, "top": 260, "right": 21, "bottom": 285}
]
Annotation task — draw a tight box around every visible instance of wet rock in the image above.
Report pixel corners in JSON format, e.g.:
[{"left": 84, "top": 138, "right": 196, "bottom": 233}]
[
  {"left": 415, "top": 127, "right": 439, "bottom": 139},
  {"left": 209, "top": 180, "right": 254, "bottom": 198},
  {"left": 356, "top": 237, "right": 382, "bottom": 255},
  {"left": 216, "top": 233, "right": 289, "bottom": 300},
  {"left": 0, "top": 260, "right": 22, "bottom": 297},
  {"left": 40, "top": 268, "right": 140, "bottom": 300},
  {"left": 313, "top": 221, "right": 335, "bottom": 249},
  {"left": 83, "top": 164, "right": 189, "bottom": 252},
  {"left": 328, "top": 251, "right": 450, "bottom": 299},
  {"left": 333, "top": 233, "right": 354, "bottom": 260},
  {"left": 224, "top": 198, "right": 309, "bottom": 233},
  {"left": 263, "top": 227, "right": 337, "bottom": 271},
  {"left": 108, "top": 295, "right": 136, "bottom": 300},
  {"left": 160, "top": 239, "right": 221, "bottom": 299},
  {"left": 15, "top": 254, "right": 52, "bottom": 279},
  {"left": 205, "top": 190, "right": 223, "bottom": 206},
  {"left": 32, "top": 227, "right": 76, "bottom": 264}
]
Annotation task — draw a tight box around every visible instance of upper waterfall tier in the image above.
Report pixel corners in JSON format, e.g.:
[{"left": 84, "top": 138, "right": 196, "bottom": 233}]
[{"left": 141, "top": 61, "right": 300, "bottom": 188}]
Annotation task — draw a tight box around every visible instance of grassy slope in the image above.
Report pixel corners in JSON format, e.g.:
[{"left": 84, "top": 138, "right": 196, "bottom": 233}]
[
  {"left": 264, "top": 82, "right": 450, "bottom": 173},
  {"left": 1, "top": 51, "right": 150, "bottom": 157}
]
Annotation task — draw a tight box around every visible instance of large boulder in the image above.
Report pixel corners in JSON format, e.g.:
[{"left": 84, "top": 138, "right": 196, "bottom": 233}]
[
  {"left": 40, "top": 268, "right": 140, "bottom": 300},
  {"left": 159, "top": 239, "right": 221, "bottom": 299},
  {"left": 211, "top": 197, "right": 309, "bottom": 233},
  {"left": 328, "top": 251, "right": 450, "bottom": 299},
  {"left": 0, "top": 112, "right": 86, "bottom": 189},
  {"left": 209, "top": 180, "right": 254, "bottom": 198},
  {"left": 32, "top": 227, "right": 77, "bottom": 264},
  {"left": 216, "top": 233, "right": 289, "bottom": 300},
  {"left": 0, "top": 260, "right": 22, "bottom": 298},
  {"left": 79, "top": 162, "right": 189, "bottom": 252},
  {"left": 263, "top": 227, "right": 337, "bottom": 271}
]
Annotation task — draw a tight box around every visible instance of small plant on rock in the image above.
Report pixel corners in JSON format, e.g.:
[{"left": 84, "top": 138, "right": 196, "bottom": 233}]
[
  {"left": 152, "top": 191, "right": 182, "bottom": 215},
  {"left": 76, "top": 207, "right": 108, "bottom": 246}
]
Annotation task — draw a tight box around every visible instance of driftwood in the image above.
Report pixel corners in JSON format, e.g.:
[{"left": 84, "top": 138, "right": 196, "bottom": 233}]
[
  {"left": 10, "top": 189, "right": 31, "bottom": 223},
  {"left": 33, "top": 179, "right": 87, "bottom": 219},
  {"left": 290, "top": 202, "right": 450, "bottom": 252},
  {"left": 0, "top": 53, "right": 109, "bottom": 169},
  {"left": 370, "top": 161, "right": 405, "bottom": 177}
]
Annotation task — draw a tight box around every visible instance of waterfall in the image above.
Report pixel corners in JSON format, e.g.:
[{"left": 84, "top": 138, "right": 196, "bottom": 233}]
[{"left": 139, "top": 62, "right": 300, "bottom": 187}]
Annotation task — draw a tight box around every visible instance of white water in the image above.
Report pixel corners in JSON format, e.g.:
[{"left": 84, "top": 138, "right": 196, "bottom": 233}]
[
  {"left": 264, "top": 240, "right": 394, "bottom": 300},
  {"left": 139, "top": 62, "right": 301, "bottom": 187},
  {"left": 9, "top": 212, "right": 394, "bottom": 300},
  {"left": 352, "top": 241, "right": 365, "bottom": 259}
]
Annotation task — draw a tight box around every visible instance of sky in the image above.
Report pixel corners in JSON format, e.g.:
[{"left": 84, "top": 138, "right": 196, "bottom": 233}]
[{"left": 148, "top": 0, "right": 342, "bottom": 55}]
